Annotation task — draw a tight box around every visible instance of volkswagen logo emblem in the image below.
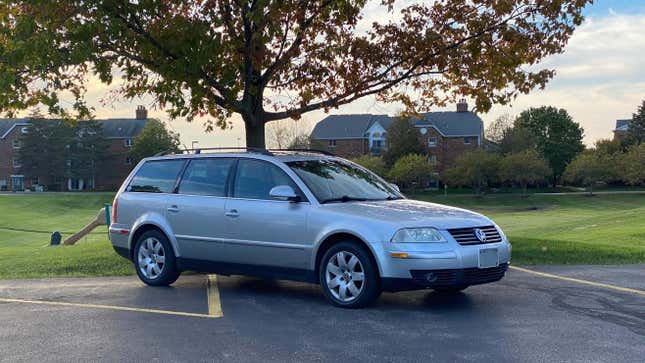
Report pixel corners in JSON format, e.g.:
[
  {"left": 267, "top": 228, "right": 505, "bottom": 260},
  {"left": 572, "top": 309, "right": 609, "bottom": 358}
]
[{"left": 474, "top": 228, "right": 487, "bottom": 242}]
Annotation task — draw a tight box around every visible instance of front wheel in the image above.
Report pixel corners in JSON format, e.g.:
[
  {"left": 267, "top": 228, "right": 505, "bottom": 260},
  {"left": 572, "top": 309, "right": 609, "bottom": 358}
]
[
  {"left": 133, "top": 230, "right": 180, "bottom": 286},
  {"left": 319, "top": 242, "right": 381, "bottom": 308}
]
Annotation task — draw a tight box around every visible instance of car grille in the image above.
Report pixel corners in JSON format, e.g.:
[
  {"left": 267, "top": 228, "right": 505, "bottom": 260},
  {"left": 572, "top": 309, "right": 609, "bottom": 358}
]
[
  {"left": 409, "top": 263, "right": 508, "bottom": 287},
  {"left": 448, "top": 225, "right": 502, "bottom": 245}
]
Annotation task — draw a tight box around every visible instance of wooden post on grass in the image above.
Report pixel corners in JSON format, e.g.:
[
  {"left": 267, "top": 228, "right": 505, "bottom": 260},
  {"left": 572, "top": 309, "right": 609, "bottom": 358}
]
[{"left": 63, "top": 207, "right": 108, "bottom": 246}]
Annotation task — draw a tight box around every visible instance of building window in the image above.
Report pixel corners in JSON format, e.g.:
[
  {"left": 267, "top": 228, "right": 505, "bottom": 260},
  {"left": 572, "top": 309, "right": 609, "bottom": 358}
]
[
  {"left": 31, "top": 176, "right": 39, "bottom": 185},
  {"left": 12, "top": 159, "right": 22, "bottom": 168},
  {"left": 428, "top": 137, "right": 437, "bottom": 147},
  {"left": 66, "top": 159, "right": 72, "bottom": 167},
  {"left": 124, "top": 138, "right": 133, "bottom": 147},
  {"left": 328, "top": 140, "right": 337, "bottom": 148},
  {"left": 12, "top": 140, "right": 21, "bottom": 149},
  {"left": 464, "top": 137, "right": 471, "bottom": 145},
  {"left": 20, "top": 127, "right": 29, "bottom": 134},
  {"left": 428, "top": 155, "right": 437, "bottom": 163},
  {"left": 125, "top": 157, "right": 133, "bottom": 165}
]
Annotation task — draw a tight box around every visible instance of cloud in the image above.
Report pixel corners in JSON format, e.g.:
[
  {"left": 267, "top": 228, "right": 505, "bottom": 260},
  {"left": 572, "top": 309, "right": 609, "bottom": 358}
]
[{"left": 483, "top": 13, "right": 645, "bottom": 145}]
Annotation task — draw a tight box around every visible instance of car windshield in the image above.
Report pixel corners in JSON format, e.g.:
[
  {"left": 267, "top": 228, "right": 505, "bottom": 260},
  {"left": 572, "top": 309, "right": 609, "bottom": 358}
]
[{"left": 286, "top": 159, "right": 402, "bottom": 203}]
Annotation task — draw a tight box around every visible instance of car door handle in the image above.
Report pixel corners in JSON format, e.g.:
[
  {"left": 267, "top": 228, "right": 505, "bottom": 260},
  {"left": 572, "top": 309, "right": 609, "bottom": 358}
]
[
  {"left": 167, "top": 205, "right": 180, "bottom": 213},
  {"left": 225, "top": 209, "right": 239, "bottom": 218}
]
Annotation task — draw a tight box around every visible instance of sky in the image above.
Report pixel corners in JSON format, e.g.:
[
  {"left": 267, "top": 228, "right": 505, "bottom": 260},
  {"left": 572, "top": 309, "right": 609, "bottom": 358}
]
[{"left": 83, "top": 0, "right": 645, "bottom": 148}]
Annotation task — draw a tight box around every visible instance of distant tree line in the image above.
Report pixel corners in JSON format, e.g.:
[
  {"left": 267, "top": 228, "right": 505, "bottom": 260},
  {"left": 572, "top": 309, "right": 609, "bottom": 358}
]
[
  {"left": 350, "top": 102, "right": 644, "bottom": 194},
  {"left": 18, "top": 116, "right": 109, "bottom": 191},
  {"left": 18, "top": 114, "right": 180, "bottom": 191}
]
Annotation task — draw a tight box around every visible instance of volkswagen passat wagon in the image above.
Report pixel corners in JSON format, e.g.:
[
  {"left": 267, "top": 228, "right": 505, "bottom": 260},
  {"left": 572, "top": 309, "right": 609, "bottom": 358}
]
[{"left": 109, "top": 149, "right": 511, "bottom": 308}]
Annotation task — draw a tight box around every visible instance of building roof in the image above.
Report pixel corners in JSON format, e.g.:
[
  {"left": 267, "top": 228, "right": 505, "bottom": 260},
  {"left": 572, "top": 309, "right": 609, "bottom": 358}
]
[
  {"left": 614, "top": 119, "right": 631, "bottom": 132},
  {"left": 0, "top": 118, "right": 149, "bottom": 139},
  {"left": 97, "top": 119, "right": 149, "bottom": 139},
  {"left": 413, "top": 111, "right": 483, "bottom": 136},
  {"left": 311, "top": 111, "right": 483, "bottom": 139},
  {"left": 310, "top": 114, "right": 391, "bottom": 139}
]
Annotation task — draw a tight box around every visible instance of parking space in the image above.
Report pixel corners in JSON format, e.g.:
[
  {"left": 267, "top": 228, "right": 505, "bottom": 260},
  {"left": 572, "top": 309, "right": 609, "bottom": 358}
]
[{"left": 0, "top": 266, "right": 643, "bottom": 362}]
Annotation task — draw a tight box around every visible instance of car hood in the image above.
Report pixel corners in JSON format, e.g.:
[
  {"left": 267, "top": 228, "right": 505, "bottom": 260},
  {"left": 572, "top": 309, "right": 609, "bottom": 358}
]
[{"left": 320, "top": 199, "right": 493, "bottom": 230}]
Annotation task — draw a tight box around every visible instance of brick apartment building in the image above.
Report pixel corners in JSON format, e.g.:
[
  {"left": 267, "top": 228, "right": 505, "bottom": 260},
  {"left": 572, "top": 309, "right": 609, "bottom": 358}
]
[
  {"left": 311, "top": 100, "right": 484, "bottom": 172},
  {"left": 0, "top": 106, "right": 149, "bottom": 191},
  {"left": 613, "top": 119, "right": 631, "bottom": 141}
]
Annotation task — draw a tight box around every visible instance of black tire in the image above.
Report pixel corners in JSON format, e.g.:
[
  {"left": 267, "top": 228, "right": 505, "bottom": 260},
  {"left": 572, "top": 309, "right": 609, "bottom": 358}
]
[
  {"left": 319, "top": 241, "right": 381, "bottom": 308},
  {"left": 433, "top": 285, "right": 468, "bottom": 294},
  {"left": 133, "top": 230, "right": 180, "bottom": 286}
]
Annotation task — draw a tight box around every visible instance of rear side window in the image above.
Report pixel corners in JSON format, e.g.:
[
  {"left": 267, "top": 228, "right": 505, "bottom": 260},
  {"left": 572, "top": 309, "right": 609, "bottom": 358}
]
[
  {"left": 128, "top": 160, "right": 185, "bottom": 193},
  {"left": 233, "top": 159, "right": 301, "bottom": 200},
  {"left": 178, "top": 158, "right": 234, "bottom": 197}
]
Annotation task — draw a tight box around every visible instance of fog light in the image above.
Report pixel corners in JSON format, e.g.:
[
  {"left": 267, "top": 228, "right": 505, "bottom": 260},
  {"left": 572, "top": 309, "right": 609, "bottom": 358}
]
[{"left": 425, "top": 272, "right": 437, "bottom": 283}]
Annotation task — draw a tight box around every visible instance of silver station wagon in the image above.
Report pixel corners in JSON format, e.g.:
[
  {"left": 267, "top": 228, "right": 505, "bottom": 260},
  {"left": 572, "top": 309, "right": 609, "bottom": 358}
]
[{"left": 109, "top": 149, "right": 511, "bottom": 308}]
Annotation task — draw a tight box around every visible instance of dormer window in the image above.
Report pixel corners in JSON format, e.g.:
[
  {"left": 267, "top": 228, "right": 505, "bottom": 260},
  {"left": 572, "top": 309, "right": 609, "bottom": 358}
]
[{"left": 20, "top": 127, "right": 29, "bottom": 134}]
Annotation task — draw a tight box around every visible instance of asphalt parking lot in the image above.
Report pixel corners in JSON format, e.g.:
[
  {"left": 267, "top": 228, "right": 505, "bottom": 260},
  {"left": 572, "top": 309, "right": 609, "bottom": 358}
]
[{"left": 0, "top": 265, "right": 643, "bottom": 362}]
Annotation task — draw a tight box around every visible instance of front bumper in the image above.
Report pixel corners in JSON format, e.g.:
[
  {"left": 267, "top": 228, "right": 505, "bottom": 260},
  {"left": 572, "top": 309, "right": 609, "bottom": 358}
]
[{"left": 381, "top": 263, "right": 508, "bottom": 292}]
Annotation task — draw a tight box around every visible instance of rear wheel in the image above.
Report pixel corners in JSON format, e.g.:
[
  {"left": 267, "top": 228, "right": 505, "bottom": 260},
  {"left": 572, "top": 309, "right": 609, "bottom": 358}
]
[
  {"left": 133, "top": 230, "right": 180, "bottom": 286},
  {"left": 319, "top": 242, "right": 381, "bottom": 308}
]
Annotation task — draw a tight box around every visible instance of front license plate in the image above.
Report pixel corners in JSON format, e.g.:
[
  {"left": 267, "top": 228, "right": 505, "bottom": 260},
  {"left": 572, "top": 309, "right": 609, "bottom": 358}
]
[{"left": 478, "top": 248, "right": 499, "bottom": 269}]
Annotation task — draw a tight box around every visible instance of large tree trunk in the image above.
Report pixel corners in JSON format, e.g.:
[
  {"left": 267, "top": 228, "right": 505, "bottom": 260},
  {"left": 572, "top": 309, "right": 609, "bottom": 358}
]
[
  {"left": 241, "top": 91, "right": 267, "bottom": 148},
  {"left": 244, "top": 121, "right": 266, "bottom": 148}
]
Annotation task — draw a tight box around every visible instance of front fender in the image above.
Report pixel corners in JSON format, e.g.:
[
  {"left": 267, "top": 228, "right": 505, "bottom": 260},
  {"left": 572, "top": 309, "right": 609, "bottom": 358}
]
[
  {"left": 309, "top": 221, "right": 392, "bottom": 275},
  {"left": 129, "top": 212, "right": 181, "bottom": 257}
]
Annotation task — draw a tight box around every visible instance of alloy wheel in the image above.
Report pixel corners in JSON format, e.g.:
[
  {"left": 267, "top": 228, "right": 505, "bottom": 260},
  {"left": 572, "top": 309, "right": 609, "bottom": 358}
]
[
  {"left": 325, "top": 251, "right": 365, "bottom": 302},
  {"left": 137, "top": 237, "right": 166, "bottom": 280}
]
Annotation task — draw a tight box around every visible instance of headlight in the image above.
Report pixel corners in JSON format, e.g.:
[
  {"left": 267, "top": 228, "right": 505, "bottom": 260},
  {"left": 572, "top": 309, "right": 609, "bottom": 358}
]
[{"left": 391, "top": 228, "right": 446, "bottom": 243}]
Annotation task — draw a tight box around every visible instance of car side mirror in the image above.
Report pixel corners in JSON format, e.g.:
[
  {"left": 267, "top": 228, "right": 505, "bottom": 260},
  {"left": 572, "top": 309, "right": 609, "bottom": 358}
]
[
  {"left": 269, "top": 185, "right": 301, "bottom": 202},
  {"left": 390, "top": 183, "right": 400, "bottom": 192}
]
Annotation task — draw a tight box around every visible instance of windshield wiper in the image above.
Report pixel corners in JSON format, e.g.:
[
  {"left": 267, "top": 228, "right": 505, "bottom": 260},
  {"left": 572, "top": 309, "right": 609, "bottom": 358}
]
[
  {"left": 320, "top": 195, "right": 368, "bottom": 204},
  {"left": 386, "top": 195, "right": 403, "bottom": 200}
]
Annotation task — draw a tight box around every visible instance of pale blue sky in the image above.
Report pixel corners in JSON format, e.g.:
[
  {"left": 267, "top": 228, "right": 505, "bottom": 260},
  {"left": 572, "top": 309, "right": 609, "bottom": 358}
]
[{"left": 80, "top": 1, "right": 645, "bottom": 147}]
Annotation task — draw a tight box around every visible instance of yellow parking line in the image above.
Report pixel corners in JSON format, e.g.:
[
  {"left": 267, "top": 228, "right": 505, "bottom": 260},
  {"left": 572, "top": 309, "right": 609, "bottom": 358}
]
[
  {"left": 0, "top": 297, "right": 219, "bottom": 318},
  {"left": 207, "top": 275, "right": 223, "bottom": 318},
  {"left": 509, "top": 266, "right": 645, "bottom": 296}
]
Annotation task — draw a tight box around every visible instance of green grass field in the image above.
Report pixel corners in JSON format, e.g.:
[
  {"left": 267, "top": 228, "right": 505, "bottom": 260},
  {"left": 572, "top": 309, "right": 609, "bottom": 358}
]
[{"left": 0, "top": 192, "right": 644, "bottom": 279}]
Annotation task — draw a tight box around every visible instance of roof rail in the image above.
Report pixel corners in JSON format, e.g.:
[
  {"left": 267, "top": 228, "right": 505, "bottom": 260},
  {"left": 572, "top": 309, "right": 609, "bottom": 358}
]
[
  {"left": 152, "top": 147, "right": 273, "bottom": 157},
  {"left": 151, "top": 147, "right": 335, "bottom": 157},
  {"left": 269, "top": 148, "right": 335, "bottom": 156}
]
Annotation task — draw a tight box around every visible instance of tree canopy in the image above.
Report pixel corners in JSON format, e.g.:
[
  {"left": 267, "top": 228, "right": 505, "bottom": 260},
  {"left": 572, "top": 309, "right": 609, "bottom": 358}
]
[
  {"left": 515, "top": 106, "right": 584, "bottom": 186},
  {"left": 499, "top": 150, "right": 551, "bottom": 194},
  {"left": 1, "top": 0, "right": 591, "bottom": 147},
  {"left": 382, "top": 116, "right": 423, "bottom": 166},
  {"left": 442, "top": 150, "right": 499, "bottom": 194},
  {"left": 626, "top": 100, "right": 645, "bottom": 146},
  {"left": 130, "top": 119, "right": 181, "bottom": 162},
  {"left": 388, "top": 154, "right": 434, "bottom": 190}
]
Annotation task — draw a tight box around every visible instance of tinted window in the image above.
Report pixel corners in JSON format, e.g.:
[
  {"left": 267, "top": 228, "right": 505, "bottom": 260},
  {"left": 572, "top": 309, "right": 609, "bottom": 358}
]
[
  {"left": 178, "top": 158, "right": 234, "bottom": 197},
  {"left": 128, "top": 160, "right": 185, "bottom": 193},
  {"left": 233, "top": 159, "right": 301, "bottom": 200}
]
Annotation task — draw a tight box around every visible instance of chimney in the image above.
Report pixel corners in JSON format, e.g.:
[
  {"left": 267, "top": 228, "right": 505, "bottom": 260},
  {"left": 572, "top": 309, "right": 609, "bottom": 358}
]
[
  {"left": 135, "top": 105, "right": 148, "bottom": 120},
  {"left": 456, "top": 99, "right": 468, "bottom": 112}
]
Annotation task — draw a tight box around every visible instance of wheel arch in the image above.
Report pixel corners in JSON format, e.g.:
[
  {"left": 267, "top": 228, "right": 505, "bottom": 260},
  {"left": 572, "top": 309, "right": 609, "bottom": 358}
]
[
  {"left": 129, "top": 223, "right": 178, "bottom": 260},
  {"left": 313, "top": 232, "right": 383, "bottom": 279}
]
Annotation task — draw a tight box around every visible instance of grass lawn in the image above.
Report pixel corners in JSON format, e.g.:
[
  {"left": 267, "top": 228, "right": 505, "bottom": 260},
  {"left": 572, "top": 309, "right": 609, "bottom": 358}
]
[{"left": 0, "top": 192, "right": 644, "bottom": 279}]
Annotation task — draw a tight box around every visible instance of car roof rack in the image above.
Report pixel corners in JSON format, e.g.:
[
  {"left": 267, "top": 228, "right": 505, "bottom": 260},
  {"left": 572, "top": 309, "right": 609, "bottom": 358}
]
[
  {"left": 153, "top": 147, "right": 272, "bottom": 157},
  {"left": 269, "top": 148, "right": 335, "bottom": 156},
  {"left": 152, "top": 147, "right": 334, "bottom": 157}
]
